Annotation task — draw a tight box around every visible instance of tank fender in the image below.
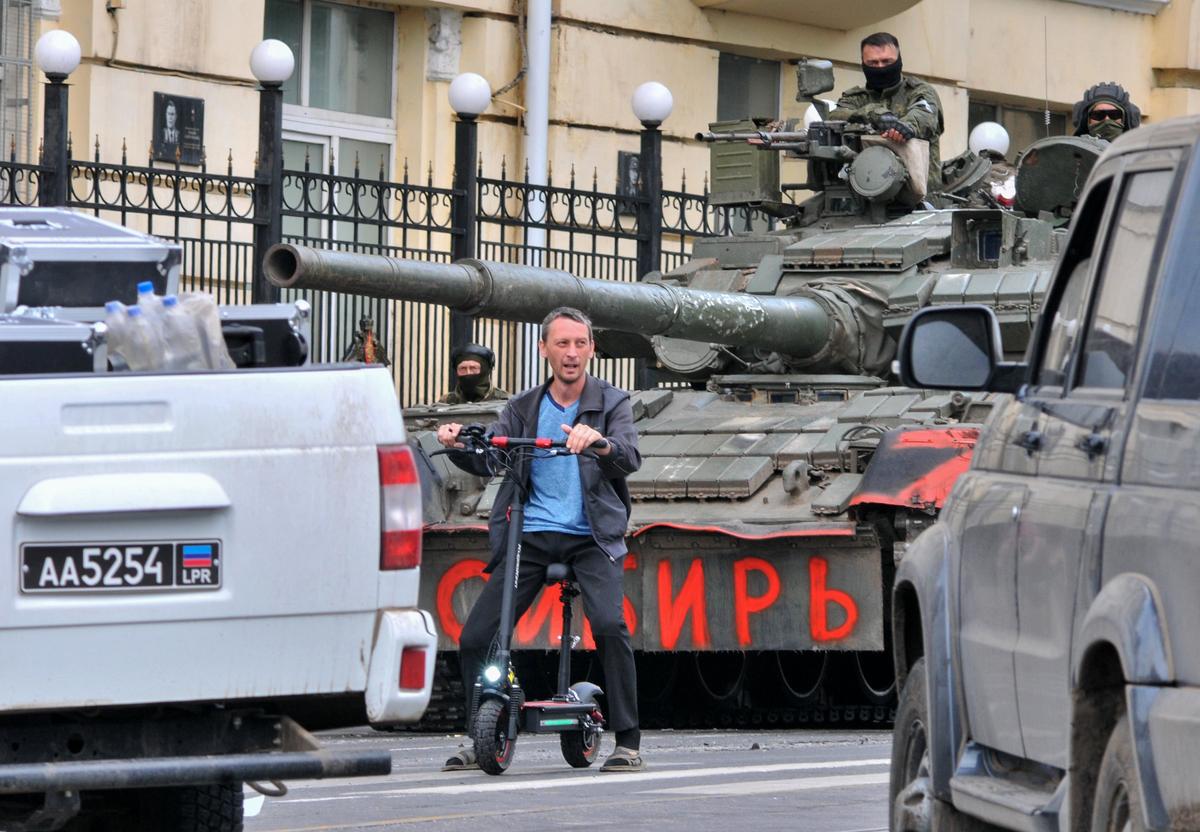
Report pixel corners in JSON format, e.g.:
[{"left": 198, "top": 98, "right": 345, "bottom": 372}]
[
  {"left": 893, "top": 521, "right": 961, "bottom": 800},
  {"left": 850, "top": 427, "right": 979, "bottom": 513},
  {"left": 1073, "top": 573, "right": 1173, "bottom": 686}
]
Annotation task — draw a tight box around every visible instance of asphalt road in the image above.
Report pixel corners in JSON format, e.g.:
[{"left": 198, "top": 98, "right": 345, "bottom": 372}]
[{"left": 245, "top": 728, "right": 893, "bottom": 832}]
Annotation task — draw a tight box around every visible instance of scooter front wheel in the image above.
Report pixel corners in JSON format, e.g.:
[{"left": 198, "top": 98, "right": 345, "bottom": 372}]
[
  {"left": 473, "top": 699, "right": 516, "bottom": 775},
  {"left": 560, "top": 727, "right": 601, "bottom": 768}
]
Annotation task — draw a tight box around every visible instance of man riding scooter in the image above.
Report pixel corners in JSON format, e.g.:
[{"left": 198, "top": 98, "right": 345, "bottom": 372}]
[{"left": 435, "top": 307, "right": 644, "bottom": 773}]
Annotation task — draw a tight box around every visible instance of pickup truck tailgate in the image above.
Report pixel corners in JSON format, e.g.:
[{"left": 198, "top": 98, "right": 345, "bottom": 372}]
[{"left": 0, "top": 365, "right": 427, "bottom": 712}]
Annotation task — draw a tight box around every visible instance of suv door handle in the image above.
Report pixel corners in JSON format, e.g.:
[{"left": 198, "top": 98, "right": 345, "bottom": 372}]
[
  {"left": 1015, "top": 430, "right": 1044, "bottom": 454},
  {"left": 1076, "top": 432, "right": 1108, "bottom": 459}
]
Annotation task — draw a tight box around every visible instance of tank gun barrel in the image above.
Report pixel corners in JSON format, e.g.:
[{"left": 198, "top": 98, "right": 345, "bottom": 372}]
[
  {"left": 265, "top": 244, "right": 832, "bottom": 359},
  {"left": 695, "top": 129, "right": 809, "bottom": 146}
]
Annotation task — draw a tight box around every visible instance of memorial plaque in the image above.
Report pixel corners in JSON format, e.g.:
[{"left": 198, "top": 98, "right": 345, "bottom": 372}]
[{"left": 152, "top": 92, "right": 204, "bottom": 166}]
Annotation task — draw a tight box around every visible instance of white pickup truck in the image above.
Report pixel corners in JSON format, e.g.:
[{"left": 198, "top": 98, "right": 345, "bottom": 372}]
[{"left": 0, "top": 211, "right": 436, "bottom": 832}]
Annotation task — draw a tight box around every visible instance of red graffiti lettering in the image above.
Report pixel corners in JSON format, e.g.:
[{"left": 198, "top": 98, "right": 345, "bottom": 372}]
[
  {"left": 809, "top": 556, "right": 858, "bottom": 642},
  {"left": 623, "top": 552, "right": 638, "bottom": 637},
  {"left": 515, "top": 588, "right": 564, "bottom": 647},
  {"left": 436, "top": 559, "right": 487, "bottom": 644},
  {"left": 733, "top": 557, "right": 781, "bottom": 647},
  {"left": 657, "top": 558, "right": 711, "bottom": 649}
]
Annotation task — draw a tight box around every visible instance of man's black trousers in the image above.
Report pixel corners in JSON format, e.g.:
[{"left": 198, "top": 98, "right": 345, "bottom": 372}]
[{"left": 458, "top": 531, "right": 639, "bottom": 734}]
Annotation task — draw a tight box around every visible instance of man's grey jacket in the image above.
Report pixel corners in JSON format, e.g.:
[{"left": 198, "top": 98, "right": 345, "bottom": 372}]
[{"left": 448, "top": 374, "right": 641, "bottom": 573}]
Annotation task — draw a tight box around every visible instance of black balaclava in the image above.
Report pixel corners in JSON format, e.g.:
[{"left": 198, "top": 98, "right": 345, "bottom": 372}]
[
  {"left": 451, "top": 343, "right": 495, "bottom": 402},
  {"left": 864, "top": 54, "right": 903, "bottom": 91}
]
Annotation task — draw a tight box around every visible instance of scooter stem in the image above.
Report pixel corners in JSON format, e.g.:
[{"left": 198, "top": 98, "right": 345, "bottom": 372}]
[{"left": 494, "top": 500, "right": 524, "bottom": 673}]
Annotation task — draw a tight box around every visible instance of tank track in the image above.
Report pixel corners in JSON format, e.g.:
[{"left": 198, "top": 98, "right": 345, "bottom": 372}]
[{"left": 407, "top": 650, "right": 896, "bottom": 733}]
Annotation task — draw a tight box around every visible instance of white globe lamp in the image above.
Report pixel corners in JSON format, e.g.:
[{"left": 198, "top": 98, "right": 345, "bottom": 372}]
[
  {"left": 34, "top": 30, "right": 81, "bottom": 80},
  {"left": 969, "top": 121, "right": 1010, "bottom": 158},
  {"left": 250, "top": 39, "right": 295, "bottom": 85},
  {"left": 631, "top": 82, "right": 674, "bottom": 127},
  {"left": 448, "top": 73, "right": 492, "bottom": 117}
]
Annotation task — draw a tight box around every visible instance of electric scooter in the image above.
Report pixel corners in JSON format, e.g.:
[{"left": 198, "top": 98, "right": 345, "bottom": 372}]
[{"left": 436, "top": 424, "right": 606, "bottom": 775}]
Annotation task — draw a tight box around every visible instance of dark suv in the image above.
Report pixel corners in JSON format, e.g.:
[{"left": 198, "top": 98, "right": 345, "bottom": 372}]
[{"left": 888, "top": 115, "right": 1200, "bottom": 831}]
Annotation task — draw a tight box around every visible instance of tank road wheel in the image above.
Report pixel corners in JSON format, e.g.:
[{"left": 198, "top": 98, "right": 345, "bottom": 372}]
[
  {"left": 560, "top": 726, "right": 602, "bottom": 768},
  {"left": 890, "top": 658, "right": 997, "bottom": 832},
  {"left": 854, "top": 650, "right": 897, "bottom": 705},
  {"left": 472, "top": 700, "right": 516, "bottom": 775},
  {"left": 693, "top": 652, "right": 748, "bottom": 705},
  {"left": 776, "top": 651, "right": 829, "bottom": 706},
  {"left": 1091, "top": 715, "right": 1146, "bottom": 832}
]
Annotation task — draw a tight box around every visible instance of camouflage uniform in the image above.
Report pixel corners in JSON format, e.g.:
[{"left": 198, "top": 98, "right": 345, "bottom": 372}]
[{"left": 828, "top": 77, "right": 945, "bottom": 190}]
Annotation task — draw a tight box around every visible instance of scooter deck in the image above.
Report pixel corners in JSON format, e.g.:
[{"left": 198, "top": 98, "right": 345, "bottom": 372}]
[{"left": 521, "top": 701, "right": 599, "bottom": 734}]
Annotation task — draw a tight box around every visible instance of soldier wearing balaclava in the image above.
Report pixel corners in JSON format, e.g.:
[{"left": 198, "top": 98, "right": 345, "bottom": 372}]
[
  {"left": 1072, "top": 83, "right": 1142, "bottom": 142},
  {"left": 828, "top": 32, "right": 945, "bottom": 190},
  {"left": 438, "top": 343, "right": 510, "bottom": 405}
]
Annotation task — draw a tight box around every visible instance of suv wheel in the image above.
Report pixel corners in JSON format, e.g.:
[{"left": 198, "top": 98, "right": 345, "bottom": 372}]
[
  {"left": 1091, "top": 714, "right": 1146, "bottom": 832},
  {"left": 889, "top": 658, "right": 999, "bottom": 832}
]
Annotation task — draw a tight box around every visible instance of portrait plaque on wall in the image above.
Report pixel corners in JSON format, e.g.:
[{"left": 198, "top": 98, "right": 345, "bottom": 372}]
[
  {"left": 152, "top": 92, "right": 204, "bottom": 166},
  {"left": 616, "top": 150, "right": 642, "bottom": 216}
]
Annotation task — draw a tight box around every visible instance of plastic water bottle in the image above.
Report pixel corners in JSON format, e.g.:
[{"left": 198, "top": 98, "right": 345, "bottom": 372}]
[
  {"left": 121, "top": 305, "right": 161, "bottom": 370},
  {"left": 136, "top": 280, "right": 158, "bottom": 315},
  {"left": 104, "top": 300, "right": 133, "bottom": 370},
  {"left": 160, "top": 295, "right": 206, "bottom": 370},
  {"left": 179, "top": 292, "right": 235, "bottom": 369}
]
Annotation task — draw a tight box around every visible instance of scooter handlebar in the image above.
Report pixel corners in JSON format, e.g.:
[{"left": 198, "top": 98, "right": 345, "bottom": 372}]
[{"left": 490, "top": 436, "right": 609, "bottom": 454}]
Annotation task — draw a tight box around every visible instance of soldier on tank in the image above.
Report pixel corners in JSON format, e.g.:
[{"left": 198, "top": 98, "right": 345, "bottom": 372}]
[
  {"left": 828, "top": 32, "right": 945, "bottom": 190},
  {"left": 438, "top": 343, "right": 510, "bottom": 404},
  {"left": 1072, "top": 82, "right": 1142, "bottom": 142}
]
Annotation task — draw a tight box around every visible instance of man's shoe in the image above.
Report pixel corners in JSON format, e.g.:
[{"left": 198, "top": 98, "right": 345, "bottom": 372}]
[
  {"left": 441, "top": 745, "right": 479, "bottom": 771},
  {"left": 600, "top": 746, "right": 644, "bottom": 772}
]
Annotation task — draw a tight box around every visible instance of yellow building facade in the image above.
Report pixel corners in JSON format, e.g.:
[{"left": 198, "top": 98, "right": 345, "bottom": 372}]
[{"left": 5, "top": 0, "right": 1198, "bottom": 194}]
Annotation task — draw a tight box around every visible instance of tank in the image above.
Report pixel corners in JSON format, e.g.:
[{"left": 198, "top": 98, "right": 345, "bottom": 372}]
[{"left": 264, "top": 64, "right": 1069, "bottom": 729}]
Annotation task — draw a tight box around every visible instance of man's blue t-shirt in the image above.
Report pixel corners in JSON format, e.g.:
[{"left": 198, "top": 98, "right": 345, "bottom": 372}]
[{"left": 523, "top": 394, "right": 591, "bottom": 536}]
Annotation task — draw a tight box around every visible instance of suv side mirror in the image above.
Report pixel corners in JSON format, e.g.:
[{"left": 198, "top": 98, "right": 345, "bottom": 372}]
[{"left": 898, "top": 306, "right": 1026, "bottom": 393}]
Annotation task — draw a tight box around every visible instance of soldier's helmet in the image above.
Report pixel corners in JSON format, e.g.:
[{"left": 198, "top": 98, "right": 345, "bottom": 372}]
[
  {"left": 1072, "top": 82, "right": 1142, "bottom": 136},
  {"left": 451, "top": 343, "right": 495, "bottom": 373}
]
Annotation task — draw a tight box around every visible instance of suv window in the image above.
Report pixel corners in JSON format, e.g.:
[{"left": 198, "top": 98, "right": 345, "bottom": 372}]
[
  {"left": 1035, "top": 179, "right": 1112, "bottom": 390},
  {"left": 1074, "top": 170, "right": 1173, "bottom": 391},
  {"left": 1145, "top": 259, "right": 1200, "bottom": 399}
]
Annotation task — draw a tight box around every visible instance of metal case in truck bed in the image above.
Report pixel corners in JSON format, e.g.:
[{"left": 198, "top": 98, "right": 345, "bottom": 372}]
[
  {"left": 0, "top": 208, "right": 180, "bottom": 311},
  {"left": 220, "top": 301, "right": 312, "bottom": 368},
  {"left": 0, "top": 314, "right": 106, "bottom": 374}
]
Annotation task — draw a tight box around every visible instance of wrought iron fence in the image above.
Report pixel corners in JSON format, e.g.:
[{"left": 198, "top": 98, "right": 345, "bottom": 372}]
[
  {"left": 279, "top": 155, "right": 458, "bottom": 406},
  {"left": 69, "top": 141, "right": 260, "bottom": 307},
  {"left": 0, "top": 139, "right": 774, "bottom": 406}
]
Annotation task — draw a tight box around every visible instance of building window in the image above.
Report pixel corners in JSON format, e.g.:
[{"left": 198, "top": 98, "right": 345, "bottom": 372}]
[
  {"left": 717, "top": 53, "right": 780, "bottom": 122},
  {"left": 265, "top": 0, "right": 394, "bottom": 119},
  {"left": 968, "top": 100, "right": 1068, "bottom": 162},
  {"left": 266, "top": 0, "right": 396, "bottom": 244},
  {"left": 0, "top": 0, "right": 35, "bottom": 164}
]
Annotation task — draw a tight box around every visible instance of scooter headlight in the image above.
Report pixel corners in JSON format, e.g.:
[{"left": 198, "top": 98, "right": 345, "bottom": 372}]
[{"left": 483, "top": 665, "right": 502, "bottom": 684}]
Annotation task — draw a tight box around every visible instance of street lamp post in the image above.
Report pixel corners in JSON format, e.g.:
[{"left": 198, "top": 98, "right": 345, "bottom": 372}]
[
  {"left": 34, "top": 30, "right": 81, "bottom": 207},
  {"left": 250, "top": 39, "right": 295, "bottom": 304},
  {"left": 632, "top": 81, "right": 673, "bottom": 389},
  {"left": 447, "top": 72, "right": 492, "bottom": 370}
]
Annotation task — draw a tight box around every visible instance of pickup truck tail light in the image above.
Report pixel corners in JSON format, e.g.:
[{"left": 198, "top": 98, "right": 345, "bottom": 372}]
[
  {"left": 378, "top": 445, "right": 422, "bottom": 570},
  {"left": 399, "top": 647, "right": 427, "bottom": 690}
]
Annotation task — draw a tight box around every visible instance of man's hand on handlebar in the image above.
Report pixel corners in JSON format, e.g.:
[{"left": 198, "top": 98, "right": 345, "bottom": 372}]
[
  {"left": 561, "top": 423, "right": 610, "bottom": 456},
  {"left": 437, "top": 422, "right": 465, "bottom": 449}
]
